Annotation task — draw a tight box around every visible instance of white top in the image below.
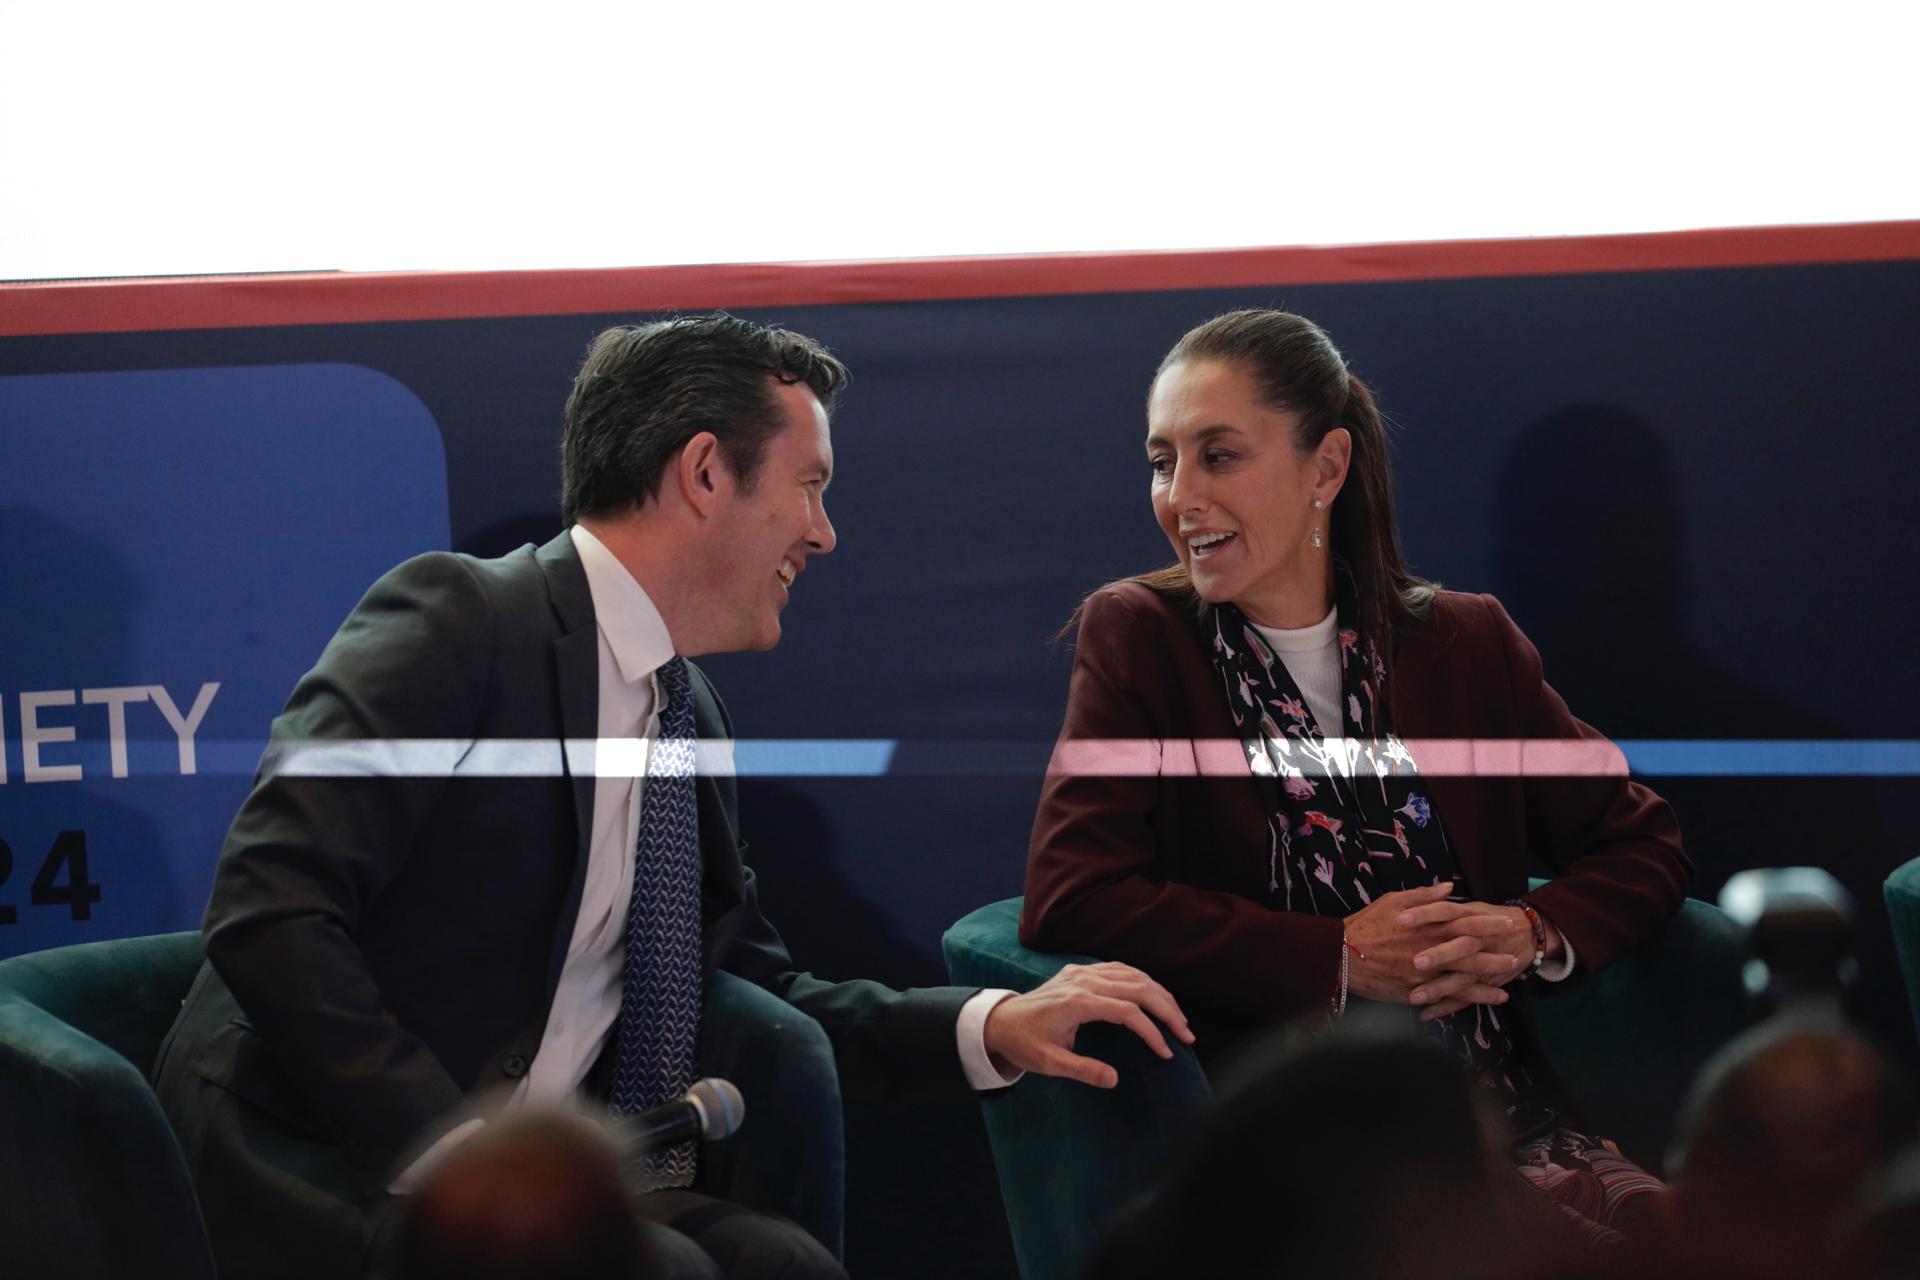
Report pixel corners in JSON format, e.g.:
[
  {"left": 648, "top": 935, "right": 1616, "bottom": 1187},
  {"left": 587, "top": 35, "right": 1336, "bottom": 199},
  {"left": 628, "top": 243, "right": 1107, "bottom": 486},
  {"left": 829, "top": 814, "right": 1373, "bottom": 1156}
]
[{"left": 1251, "top": 605, "right": 1348, "bottom": 776}]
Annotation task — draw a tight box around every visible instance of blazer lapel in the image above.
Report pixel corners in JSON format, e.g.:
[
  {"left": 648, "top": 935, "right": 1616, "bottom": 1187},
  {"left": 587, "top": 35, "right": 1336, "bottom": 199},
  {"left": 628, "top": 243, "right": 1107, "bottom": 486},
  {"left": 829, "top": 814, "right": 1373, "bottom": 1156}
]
[
  {"left": 1193, "top": 678, "right": 1273, "bottom": 863},
  {"left": 1389, "top": 645, "right": 1500, "bottom": 900}
]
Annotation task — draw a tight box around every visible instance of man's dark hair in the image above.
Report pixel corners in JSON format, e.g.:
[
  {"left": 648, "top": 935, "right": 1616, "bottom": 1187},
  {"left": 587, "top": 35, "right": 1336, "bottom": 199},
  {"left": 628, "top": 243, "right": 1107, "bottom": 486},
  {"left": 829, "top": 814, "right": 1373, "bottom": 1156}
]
[{"left": 560, "top": 313, "right": 849, "bottom": 524}]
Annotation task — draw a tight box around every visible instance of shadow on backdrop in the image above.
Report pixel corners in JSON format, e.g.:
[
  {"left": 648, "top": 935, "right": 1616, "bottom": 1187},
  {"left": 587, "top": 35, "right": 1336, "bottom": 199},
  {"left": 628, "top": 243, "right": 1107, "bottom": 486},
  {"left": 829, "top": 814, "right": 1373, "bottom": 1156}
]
[
  {"left": 0, "top": 507, "right": 172, "bottom": 954},
  {"left": 1491, "top": 406, "right": 1903, "bottom": 1053},
  {"left": 456, "top": 513, "right": 564, "bottom": 562}
]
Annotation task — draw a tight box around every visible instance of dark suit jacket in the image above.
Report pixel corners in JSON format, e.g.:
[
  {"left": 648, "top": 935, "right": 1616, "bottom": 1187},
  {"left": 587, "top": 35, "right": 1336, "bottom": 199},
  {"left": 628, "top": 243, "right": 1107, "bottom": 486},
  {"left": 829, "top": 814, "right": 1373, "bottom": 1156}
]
[
  {"left": 155, "top": 532, "right": 973, "bottom": 1277},
  {"left": 1022, "top": 582, "right": 1691, "bottom": 1058}
]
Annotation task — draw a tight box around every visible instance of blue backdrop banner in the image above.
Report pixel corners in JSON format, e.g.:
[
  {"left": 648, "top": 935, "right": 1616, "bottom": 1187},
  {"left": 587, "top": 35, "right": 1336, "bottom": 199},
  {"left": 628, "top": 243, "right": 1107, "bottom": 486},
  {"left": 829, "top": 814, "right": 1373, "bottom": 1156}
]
[{"left": 0, "top": 364, "right": 449, "bottom": 953}]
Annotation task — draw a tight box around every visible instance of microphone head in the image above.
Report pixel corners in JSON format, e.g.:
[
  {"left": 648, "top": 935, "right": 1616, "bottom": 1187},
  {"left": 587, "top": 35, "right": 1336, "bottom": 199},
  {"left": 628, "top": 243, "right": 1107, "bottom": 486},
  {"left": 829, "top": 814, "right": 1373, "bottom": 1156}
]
[{"left": 685, "top": 1077, "right": 745, "bottom": 1140}]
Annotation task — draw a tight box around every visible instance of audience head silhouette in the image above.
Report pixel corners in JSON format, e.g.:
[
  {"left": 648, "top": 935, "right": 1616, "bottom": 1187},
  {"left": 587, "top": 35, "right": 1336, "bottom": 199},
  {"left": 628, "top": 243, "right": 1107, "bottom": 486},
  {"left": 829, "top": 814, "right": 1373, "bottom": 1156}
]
[
  {"left": 1083, "top": 1011, "right": 1529, "bottom": 1280},
  {"left": 1665, "top": 1019, "right": 1915, "bottom": 1279},
  {"left": 386, "top": 1107, "right": 647, "bottom": 1280}
]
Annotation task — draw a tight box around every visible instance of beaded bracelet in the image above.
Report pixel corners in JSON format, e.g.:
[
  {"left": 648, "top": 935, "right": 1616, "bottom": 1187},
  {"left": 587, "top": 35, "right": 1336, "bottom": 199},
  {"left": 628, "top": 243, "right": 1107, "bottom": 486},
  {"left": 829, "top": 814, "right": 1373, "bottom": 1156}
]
[
  {"left": 1507, "top": 899, "right": 1546, "bottom": 977},
  {"left": 1331, "top": 933, "right": 1355, "bottom": 1017}
]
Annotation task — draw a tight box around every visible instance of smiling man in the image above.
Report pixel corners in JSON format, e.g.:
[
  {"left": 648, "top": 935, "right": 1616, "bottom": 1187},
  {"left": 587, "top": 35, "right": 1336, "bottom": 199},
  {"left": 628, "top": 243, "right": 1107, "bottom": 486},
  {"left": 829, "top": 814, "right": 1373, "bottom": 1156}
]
[{"left": 154, "top": 315, "right": 1189, "bottom": 1280}]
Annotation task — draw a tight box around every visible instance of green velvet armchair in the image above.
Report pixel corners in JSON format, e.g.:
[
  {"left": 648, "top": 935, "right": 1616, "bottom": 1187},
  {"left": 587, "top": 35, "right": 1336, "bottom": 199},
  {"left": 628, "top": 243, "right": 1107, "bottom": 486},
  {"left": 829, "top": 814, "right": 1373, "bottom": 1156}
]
[
  {"left": 0, "top": 934, "right": 847, "bottom": 1278},
  {"left": 0, "top": 932, "right": 214, "bottom": 1280},
  {"left": 944, "top": 890, "right": 1753, "bottom": 1280},
  {"left": 1885, "top": 857, "right": 1920, "bottom": 1043}
]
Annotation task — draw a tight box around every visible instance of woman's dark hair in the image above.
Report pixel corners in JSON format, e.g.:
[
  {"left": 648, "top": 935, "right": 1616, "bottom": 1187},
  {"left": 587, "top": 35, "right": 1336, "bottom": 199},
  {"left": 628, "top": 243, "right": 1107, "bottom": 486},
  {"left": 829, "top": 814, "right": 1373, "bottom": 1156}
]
[
  {"left": 560, "top": 313, "right": 848, "bottom": 524},
  {"left": 1091, "top": 309, "right": 1435, "bottom": 655}
]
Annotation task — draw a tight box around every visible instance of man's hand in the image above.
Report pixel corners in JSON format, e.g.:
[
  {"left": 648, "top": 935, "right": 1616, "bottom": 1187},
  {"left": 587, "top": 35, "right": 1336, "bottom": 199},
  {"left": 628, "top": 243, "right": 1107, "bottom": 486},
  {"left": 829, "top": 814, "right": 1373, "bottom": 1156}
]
[{"left": 981, "top": 962, "right": 1195, "bottom": 1088}]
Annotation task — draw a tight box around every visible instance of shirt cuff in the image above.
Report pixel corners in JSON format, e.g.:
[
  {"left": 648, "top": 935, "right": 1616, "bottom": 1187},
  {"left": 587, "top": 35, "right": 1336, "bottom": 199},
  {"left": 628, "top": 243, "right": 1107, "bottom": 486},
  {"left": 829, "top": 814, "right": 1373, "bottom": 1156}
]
[
  {"left": 388, "top": 1117, "right": 487, "bottom": 1194},
  {"left": 1533, "top": 921, "right": 1578, "bottom": 982},
  {"left": 956, "top": 988, "right": 1024, "bottom": 1090}
]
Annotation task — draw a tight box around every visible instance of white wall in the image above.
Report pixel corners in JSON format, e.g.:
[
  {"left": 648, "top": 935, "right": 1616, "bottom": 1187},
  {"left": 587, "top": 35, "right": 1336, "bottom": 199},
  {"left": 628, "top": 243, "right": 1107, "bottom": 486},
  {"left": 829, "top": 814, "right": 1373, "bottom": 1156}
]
[{"left": 3, "top": 0, "right": 1915, "bottom": 280}]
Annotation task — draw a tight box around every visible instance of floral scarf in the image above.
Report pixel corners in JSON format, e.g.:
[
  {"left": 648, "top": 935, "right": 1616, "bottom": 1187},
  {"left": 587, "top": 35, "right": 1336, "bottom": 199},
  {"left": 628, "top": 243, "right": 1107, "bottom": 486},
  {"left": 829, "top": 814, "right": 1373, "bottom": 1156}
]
[{"left": 1206, "top": 589, "right": 1547, "bottom": 1119}]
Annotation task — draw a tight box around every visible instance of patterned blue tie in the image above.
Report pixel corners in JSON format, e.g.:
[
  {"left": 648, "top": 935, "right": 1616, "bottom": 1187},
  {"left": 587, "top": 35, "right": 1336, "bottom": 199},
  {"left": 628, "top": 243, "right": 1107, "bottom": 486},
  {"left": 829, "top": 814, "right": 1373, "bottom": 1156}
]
[{"left": 608, "top": 655, "right": 704, "bottom": 1188}]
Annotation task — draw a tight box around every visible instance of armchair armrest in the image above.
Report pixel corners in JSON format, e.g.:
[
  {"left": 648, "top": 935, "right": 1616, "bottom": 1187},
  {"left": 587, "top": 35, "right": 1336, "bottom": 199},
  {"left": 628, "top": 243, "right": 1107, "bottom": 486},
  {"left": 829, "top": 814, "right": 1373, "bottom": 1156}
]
[
  {"left": 0, "top": 958, "right": 215, "bottom": 1279},
  {"left": 1526, "top": 882, "right": 1753, "bottom": 1169},
  {"left": 697, "top": 969, "right": 846, "bottom": 1260},
  {"left": 1884, "top": 857, "right": 1920, "bottom": 1044},
  {"left": 943, "top": 898, "right": 1211, "bottom": 1280}
]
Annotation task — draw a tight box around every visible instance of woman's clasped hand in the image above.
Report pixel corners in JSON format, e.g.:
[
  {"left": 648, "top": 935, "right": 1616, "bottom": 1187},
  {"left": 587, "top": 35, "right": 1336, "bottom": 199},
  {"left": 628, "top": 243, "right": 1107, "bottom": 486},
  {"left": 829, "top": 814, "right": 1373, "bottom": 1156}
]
[{"left": 1342, "top": 882, "right": 1537, "bottom": 1020}]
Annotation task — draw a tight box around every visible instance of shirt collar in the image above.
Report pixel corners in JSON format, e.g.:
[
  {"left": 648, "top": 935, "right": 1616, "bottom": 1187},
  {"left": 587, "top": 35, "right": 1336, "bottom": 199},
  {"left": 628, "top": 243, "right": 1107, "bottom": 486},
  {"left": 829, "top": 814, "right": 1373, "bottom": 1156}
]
[
  {"left": 569, "top": 523, "right": 676, "bottom": 686},
  {"left": 1250, "top": 603, "right": 1340, "bottom": 653}
]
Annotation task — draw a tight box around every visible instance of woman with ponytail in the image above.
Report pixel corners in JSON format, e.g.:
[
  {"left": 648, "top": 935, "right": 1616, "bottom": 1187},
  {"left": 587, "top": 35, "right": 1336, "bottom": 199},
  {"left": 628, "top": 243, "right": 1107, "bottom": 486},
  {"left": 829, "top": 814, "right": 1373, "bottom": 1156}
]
[{"left": 1023, "top": 309, "right": 1689, "bottom": 1243}]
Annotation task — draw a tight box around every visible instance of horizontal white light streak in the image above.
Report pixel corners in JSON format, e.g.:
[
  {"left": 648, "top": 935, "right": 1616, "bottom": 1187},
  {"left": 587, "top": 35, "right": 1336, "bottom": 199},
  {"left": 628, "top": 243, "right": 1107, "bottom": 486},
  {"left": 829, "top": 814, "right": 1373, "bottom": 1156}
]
[{"left": 82, "top": 736, "right": 1920, "bottom": 779}]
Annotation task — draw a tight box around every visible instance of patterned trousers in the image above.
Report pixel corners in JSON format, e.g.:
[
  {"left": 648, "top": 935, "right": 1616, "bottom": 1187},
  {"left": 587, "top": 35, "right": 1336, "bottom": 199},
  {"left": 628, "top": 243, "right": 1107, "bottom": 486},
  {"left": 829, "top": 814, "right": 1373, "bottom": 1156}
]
[{"left": 1513, "top": 1126, "right": 1668, "bottom": 1245}]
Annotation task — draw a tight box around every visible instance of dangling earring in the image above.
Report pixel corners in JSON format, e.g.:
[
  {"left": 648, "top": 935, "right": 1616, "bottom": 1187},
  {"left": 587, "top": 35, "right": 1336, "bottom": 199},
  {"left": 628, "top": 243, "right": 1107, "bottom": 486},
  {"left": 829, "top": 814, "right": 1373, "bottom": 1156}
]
[{"left": 1311, "top": 498, "right": 1325, "bottom": 549}]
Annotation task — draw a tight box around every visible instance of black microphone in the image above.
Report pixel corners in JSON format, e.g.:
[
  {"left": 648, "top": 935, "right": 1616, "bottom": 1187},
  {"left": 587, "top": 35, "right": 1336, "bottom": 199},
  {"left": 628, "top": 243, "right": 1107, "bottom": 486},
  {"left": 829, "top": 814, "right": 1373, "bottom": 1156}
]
[{"left": 629, "top": 1078, "right": 746, "bottom": 1151}]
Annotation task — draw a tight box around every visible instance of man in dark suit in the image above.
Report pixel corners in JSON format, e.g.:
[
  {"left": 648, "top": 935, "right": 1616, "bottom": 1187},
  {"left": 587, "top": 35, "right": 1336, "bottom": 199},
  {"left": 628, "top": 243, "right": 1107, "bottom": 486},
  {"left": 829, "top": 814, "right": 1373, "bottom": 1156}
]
[{"left": 155, "top": 315, "right": 1190, "bottom": 1279}]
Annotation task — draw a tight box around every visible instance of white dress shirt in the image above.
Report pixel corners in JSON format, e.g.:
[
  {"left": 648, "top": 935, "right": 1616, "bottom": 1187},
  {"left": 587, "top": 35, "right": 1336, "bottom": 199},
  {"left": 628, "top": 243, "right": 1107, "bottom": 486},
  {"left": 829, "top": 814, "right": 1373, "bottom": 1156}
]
[
  {"left": 394, "top": 525, "right": 1016, "bottom": 1190},
  {"left": 515, "top": 523, "right": 675, "bottom": 1104}
]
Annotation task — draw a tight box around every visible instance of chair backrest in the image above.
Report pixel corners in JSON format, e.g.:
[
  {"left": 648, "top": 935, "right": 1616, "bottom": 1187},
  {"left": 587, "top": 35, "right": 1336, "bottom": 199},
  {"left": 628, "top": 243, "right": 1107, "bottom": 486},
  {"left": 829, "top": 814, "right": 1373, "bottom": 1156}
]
[
  {"left": 944, "top": 898, "right": 1214, "bottom": 1280},
  {"left": 0, "top": 931, "right": 205, "bottom": 1077},
  {"left": 1884, "top": 858, "right": 1920, "bottom": 1043}
]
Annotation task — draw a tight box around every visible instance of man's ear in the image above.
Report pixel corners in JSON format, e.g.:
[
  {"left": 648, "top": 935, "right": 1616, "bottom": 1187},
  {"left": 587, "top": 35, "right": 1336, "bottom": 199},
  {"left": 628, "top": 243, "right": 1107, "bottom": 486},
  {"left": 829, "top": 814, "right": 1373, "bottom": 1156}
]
[{"left": 675, "top": 432, "right": 731, "bottom": 517}]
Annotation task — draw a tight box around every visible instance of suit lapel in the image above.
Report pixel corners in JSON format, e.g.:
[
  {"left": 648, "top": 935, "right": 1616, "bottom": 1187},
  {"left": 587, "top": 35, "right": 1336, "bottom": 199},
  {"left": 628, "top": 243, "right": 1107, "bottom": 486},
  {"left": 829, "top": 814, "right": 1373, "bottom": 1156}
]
[
  {"left": 535, "top": 541, "right": 748, "bottom": 978},
  {"left": 537, "top": 532, "right": 601, "bottom": 994},
  {"left": 687, "top": 669, "right": 748, "bottom": 968},
  {"left": 555, "top": 630, "right": 599, "bottom": 860}
]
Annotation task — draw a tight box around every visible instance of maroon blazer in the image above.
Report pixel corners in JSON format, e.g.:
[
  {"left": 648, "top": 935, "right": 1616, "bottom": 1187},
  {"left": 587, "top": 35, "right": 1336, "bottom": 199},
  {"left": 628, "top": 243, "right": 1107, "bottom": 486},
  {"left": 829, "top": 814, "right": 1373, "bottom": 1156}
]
[{"left": 1023, "top": 582, "right": 1691, "bottom": 1050}]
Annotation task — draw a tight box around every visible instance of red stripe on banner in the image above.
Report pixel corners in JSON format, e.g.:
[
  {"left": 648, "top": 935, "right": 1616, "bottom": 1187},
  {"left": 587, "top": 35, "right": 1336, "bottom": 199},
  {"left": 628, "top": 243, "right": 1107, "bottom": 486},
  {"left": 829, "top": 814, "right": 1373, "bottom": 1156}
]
[{"left": 2, "top": 220, "right": 1917, "bottom": 338}]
